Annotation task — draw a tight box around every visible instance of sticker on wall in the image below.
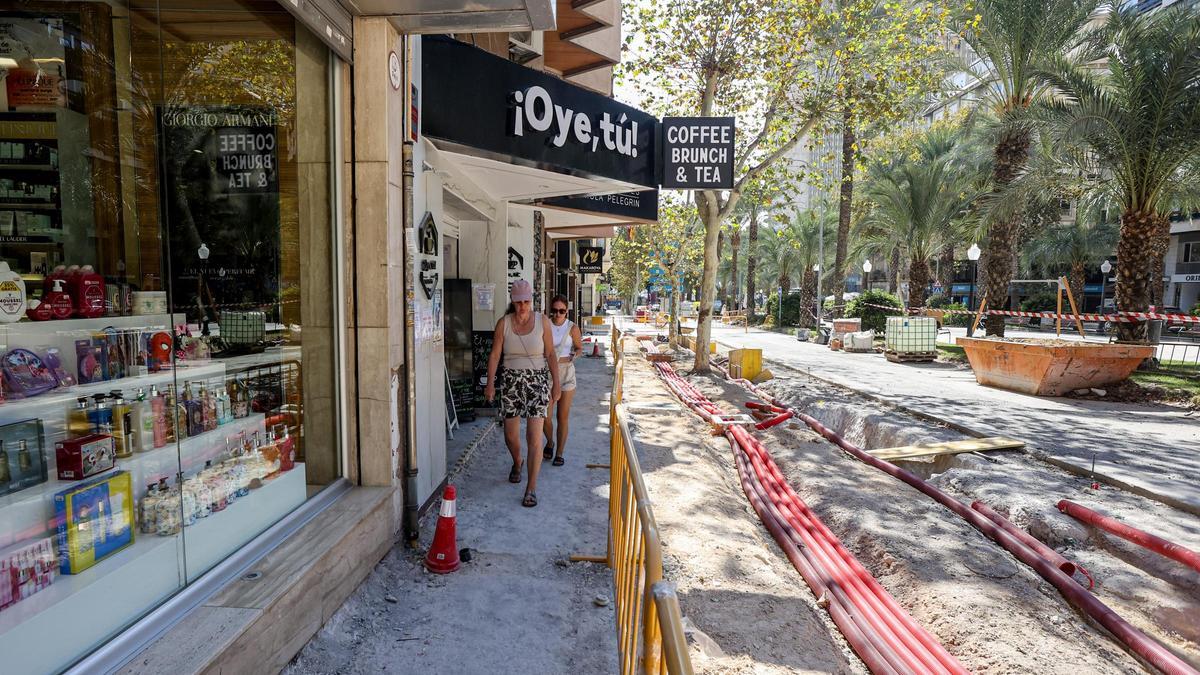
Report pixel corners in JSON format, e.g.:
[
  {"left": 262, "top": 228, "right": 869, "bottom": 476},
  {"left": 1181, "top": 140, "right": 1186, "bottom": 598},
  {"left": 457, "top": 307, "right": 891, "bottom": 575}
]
[
  {"left": 473, "top": 283, "right": 495, "bottom": 311},
  {"left": 507, "top": 247, "right": 525, "bottom": 293},
  {"left": 388, "top": 51, "right": 402, "bottom": 91}
]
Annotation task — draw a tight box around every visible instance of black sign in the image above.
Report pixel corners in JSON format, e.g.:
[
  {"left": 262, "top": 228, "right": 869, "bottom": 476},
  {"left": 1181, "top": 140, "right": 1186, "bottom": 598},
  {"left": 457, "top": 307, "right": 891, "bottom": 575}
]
[
  {"left": 578, "top": 246, "right": 604, "bottom": 274},
  {"left": 541, "top": 189, "right": 658, "bottom": 222},
  {"left": 661, "top": 117, "right": 735, "bottom": 189},
  {"left": 422, "top": 36, "right": 658, "bottom": 189},
  {"left": 157, "top": 105, "right": 281, "bottom": 320}
]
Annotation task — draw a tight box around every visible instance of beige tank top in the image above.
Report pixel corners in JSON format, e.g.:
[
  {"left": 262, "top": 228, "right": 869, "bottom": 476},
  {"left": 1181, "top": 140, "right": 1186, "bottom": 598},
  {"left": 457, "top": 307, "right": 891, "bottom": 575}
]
[{"left": 503, "top": 313, "right": 547, "bottom": 370}]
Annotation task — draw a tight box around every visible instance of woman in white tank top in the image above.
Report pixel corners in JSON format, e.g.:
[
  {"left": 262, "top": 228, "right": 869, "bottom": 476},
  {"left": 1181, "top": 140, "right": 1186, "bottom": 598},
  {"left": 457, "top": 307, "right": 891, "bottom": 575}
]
[
  {"left": 543, "top": 294, "right": 582, "bottom": 466},
  {"left": 484, "top": 279, "right": 561, "bottom": 508}
]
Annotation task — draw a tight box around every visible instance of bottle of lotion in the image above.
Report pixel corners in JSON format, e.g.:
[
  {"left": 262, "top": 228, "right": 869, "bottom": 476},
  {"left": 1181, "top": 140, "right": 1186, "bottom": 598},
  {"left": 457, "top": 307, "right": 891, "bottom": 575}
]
[
  {"left": 45, "top": 279, "right": 73, "bottom": 320},
  {"left": 0, "top": 261, "right": 26, "bottom": 323},
  {"left": 74, "top": 265, "right": 105, "bottom": 318}
]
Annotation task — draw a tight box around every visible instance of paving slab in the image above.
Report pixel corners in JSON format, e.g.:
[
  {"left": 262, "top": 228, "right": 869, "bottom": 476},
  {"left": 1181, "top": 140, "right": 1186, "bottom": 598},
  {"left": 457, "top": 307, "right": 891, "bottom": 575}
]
[
  {"left": 689, "top": 323, "right": 1200, "bottom": 516},
  {"left": 285, "top": 356, "right": 618, "bottom": 674}
]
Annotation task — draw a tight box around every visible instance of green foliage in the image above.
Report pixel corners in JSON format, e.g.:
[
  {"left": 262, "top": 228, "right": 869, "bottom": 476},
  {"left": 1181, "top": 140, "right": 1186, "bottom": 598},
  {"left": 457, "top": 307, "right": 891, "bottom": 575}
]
[
  {"left": 1190, "top": 303, "right": 1200, "bottom": 318},
  {"left": 845, "top": 289, "right": 902, "bottom": 332},
  {"left": 926, "top": 294, "right": 951, "bottom": 309},
  {"left": 764, "top": 291, "right": 804, "bottom": 327},
  {"left": 941, "top": 302, "right": 973, "bottom": 327},
  {"left": 1020, "top": 291, "right": 1057, "bottom": 312}
]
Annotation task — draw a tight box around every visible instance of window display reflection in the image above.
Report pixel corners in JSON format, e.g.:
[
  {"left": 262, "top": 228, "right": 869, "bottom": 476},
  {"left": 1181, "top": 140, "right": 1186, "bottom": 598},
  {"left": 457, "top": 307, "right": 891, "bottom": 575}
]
[{"left": 0, "top": 1, "right": 341, "bottom": 671}]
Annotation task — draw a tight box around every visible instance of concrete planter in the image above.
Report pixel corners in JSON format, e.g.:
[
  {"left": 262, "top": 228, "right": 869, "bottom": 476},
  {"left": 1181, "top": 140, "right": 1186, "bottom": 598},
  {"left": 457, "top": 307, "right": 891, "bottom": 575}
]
[{"left": 957, "top": 338, "right": 1156, "bottom": 397}]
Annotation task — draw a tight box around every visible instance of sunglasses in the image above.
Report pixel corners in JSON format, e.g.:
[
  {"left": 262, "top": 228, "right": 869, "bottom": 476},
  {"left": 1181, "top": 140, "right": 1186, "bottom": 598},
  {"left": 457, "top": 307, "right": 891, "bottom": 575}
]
[{"left": 550, "top": 308, "right": 568, "bottom": 315}]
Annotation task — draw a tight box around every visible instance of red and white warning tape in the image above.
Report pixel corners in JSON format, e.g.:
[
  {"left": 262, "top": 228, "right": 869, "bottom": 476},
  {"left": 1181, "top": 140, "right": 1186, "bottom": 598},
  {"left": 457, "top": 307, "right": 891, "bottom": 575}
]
[{"left": 863, "top": 303, "right": 1200, "bottom": 325}]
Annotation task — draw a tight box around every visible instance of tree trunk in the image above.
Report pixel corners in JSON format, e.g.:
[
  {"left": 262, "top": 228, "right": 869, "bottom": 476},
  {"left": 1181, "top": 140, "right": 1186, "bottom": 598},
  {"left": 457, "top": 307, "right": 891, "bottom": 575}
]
[
  {"left": 730, "top": 227, "right": 741, "bottom": 311},
  {"left": 717, "top": 229, "right": 727, "bottom": 313},
  {"left": 668, "top": 283, "right": 680, "bottom": 349},
  {"left": 938, "top": 244, "right": 955, "bottom": 296},
  {"left": 799, "top": 269, "right": 817, "bottom": 328},
  {"left": 1115, "top": 211, "right": 1169, "bottom": 343},
  {"left": 832, "top": 107, "right": 855, "bottom": 318},
  {"left": 1148, "top": 223, "right": 1171, "bottom": 308},
  {"left": 693, "top": 192, "right": 722, "bottom": 372},
  {"left": 888, "top": 246, "right": 900, "bottom": 293},
  {"left": 981, "top": 129, "right": 1032, "bottom": 337},
  {"left": 1068, "top": 261, "right": 1086, "bottom": 314},
  {"left": 746, "top": 207, "right": 759, "bottom": 321},
  {"left": 908, "top": 256, "right": 931, "bottom": 309}
]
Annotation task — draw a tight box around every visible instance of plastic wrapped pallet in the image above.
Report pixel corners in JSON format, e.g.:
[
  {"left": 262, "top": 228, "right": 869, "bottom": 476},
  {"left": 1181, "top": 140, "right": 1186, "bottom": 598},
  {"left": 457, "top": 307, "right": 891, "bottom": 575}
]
[
  {"left": 885, "top": 316, "right": 937, "bottom": 354},
  {"left": 845, "top": 330, "right": 875, "bottom": 352}
]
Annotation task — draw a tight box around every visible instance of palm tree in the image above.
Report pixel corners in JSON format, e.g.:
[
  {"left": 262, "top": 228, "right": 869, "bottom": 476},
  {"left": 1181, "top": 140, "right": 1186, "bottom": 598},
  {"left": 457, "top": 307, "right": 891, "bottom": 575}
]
[
  {"left": 857, "top": 134, "right": 980, "bottom": 309},
  {"left": 1024, "top": 218, "right": 1118, "bottom": 306},
  {"left": 757, "top": 222, "right": 801, "bottom": 295},
  {"left": 962, "top": 0, "right": 1099, "bottom": 335},
  {"left": 1037, "top": 3, "right": 1200, "bottom": 341}
]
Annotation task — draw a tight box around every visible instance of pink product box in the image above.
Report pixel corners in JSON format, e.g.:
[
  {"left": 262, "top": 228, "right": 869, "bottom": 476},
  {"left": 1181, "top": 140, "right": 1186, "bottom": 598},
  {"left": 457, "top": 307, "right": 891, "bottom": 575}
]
[{"left": 0, "top": 536, "right": 56, "bottom": 611}]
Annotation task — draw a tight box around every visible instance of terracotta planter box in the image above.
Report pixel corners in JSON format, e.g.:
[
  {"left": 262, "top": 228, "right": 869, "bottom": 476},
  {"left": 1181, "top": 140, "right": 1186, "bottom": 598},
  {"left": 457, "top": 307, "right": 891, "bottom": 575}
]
[{"left": 957, "top": 338, "right": 1156, "bottom": 396}]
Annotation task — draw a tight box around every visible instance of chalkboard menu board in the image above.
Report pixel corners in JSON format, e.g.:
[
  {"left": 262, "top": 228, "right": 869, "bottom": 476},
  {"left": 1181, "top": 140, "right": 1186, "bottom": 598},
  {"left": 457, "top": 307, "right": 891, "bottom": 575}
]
[
  {"left": 157, "top": 105, "right": 281, "bottom": 321},
  {"left": 472, "top": 330, "right": 496, "bottom": 409}
]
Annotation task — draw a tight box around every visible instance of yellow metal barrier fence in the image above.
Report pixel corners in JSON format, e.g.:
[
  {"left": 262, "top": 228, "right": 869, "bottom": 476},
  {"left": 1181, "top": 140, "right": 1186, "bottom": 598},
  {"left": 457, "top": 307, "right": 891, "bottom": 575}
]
[{"left": 604, "top": 325, "right": 693, "bottom": 675}]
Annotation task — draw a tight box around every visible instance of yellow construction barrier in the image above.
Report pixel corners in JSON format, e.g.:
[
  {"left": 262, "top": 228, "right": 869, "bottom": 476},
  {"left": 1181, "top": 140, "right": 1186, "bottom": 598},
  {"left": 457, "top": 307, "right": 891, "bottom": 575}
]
[
  {"left": 727, "top": 348, "right": 762, "bottom": 381},
  {"left": 595, "top": 327, "right": 693, "bottom": 675}
]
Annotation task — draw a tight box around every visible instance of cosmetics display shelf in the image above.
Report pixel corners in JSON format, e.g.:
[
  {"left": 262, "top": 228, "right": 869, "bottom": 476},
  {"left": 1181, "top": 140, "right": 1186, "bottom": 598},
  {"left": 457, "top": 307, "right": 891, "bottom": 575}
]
[
  {"left": 0, "top": 361, "right": 226, "bottom": 428},
  {"left": 0, "top": 465, "right": 307, "bottom": 675},
  {"left": 0, "top": 313, "right": 177, "bottom": 338},
  {"left": 0, "top": 412, "right": 268, "bottom": 515}
]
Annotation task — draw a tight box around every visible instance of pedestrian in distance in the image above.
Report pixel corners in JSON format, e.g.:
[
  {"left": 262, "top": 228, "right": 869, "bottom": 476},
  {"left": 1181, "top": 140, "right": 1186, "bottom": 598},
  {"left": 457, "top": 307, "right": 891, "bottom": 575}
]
[
  {"left": 484, "top": 279, "right": 562, "bottom": 508},
  {"left": 544, "top": 294, "right": 582, "bottom": 466}
]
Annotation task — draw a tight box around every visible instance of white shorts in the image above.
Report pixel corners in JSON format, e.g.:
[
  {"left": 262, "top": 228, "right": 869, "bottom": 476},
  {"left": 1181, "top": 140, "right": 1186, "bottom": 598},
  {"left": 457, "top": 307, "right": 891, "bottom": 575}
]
[{"left": 558, "top": 361, "right": 577, "bottom": 392}]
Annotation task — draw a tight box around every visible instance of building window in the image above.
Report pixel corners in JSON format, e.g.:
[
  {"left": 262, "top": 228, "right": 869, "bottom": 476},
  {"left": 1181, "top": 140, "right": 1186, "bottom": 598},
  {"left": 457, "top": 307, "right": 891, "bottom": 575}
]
[
  {"left": 0, "top": 2, "right": 343, "bottom": 671},
  {"left": 1183, "top": 242, "right": 1200, "bottom": 263}
]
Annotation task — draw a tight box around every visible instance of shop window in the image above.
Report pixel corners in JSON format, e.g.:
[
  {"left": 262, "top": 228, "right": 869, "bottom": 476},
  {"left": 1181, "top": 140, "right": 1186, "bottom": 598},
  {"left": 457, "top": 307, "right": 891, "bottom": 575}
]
[
  {"left": 1183, "top": 242, "right": 1200, "bottom": 264},
  {"left": 0, "top": 1, "right": 342, "bottom": 671}
]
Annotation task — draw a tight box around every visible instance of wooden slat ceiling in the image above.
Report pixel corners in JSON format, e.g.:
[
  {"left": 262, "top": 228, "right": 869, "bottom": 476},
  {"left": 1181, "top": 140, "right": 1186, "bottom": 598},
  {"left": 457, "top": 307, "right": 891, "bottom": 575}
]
[
  {"left": 129, "top": 0, "right": 292, "bottom": 42},
  {"left": 543, "top": 0, "right": 611, "bottom": 76}
]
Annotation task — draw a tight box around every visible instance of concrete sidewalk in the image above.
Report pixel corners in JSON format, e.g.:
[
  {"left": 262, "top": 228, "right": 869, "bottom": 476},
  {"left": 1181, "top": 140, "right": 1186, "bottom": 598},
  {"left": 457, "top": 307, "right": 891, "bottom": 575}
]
[
  {"left": 285, "top": 356, "right": 617, "bottom": 674},
  {"left": 687, "top": 323, "right": 1200, "bottom": 515}
]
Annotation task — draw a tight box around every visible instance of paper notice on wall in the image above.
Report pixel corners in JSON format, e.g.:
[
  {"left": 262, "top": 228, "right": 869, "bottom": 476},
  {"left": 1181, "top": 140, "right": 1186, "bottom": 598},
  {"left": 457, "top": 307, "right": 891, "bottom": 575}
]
[
  {"left": 432, "top": 289, "right": 444, "bottom": 343},
  {"left": 473, "top": 283, "right": 495, "bottom": 311}
]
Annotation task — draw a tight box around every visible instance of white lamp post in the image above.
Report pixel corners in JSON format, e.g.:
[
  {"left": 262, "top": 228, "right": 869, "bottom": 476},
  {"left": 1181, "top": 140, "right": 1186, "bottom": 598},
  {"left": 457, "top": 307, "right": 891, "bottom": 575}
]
[
  {"left": 862, "top": 260, "right": 872, "bottom": 293},
  {"left": 813, "top": 263, "right": 822, "bottom": 331},
  {"left": 966, "top": 243, "right": 981, "bottom": 311},
  {"left": 1099, "top": 259, "right": 1113, "bottom": 331}
]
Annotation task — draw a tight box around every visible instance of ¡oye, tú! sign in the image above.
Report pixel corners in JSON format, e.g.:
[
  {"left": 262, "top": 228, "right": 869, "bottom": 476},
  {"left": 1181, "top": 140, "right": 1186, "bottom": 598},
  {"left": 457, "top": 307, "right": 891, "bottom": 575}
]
[{"left": 661, "top": 117, "right": 735, "bottom": 190}]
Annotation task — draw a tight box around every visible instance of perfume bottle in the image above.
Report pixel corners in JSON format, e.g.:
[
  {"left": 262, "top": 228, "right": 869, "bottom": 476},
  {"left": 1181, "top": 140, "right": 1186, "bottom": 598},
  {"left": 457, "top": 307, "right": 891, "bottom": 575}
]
[
  {"left": 229, "top": 376, "right": 249, "bottom": 418},
  {"left": 109, "top": 392, "right": 133, "bottom": 458},
  {"left": 133, "top": 388, "right": 154, "bottom": 453},
  {"left": 150, "top": 386, "right": 167, "bottom": 448},
  {"left": 67, "top": 397, "right": 91, "bottom": 438},
  {"left": 87, "top": 393, "right": 112, "bottom": 433},
  {"left": 216, "top": 387, "right": 233, "bottom": 425},
  {"left": 183, "top": 384, "right": 203, "bottom": 438},
  {"left": 201, "top": 385, "right": 217, "bottom": 432},
  {"left": 154, "top": 477, "right": 181, "bottom": 536},
  {"left": 0, "top": 440, "right": 11, "bottom": 484},
  {"left": 16, "top": 439, "right": 31, "bottom": 473}
]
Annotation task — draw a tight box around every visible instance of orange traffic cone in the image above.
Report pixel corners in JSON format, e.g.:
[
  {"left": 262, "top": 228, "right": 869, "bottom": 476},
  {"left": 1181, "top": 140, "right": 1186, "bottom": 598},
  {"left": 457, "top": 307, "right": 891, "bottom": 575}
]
[
  {"left": 424, "top": 485, "right": 460, "bottom": 574},
  {"left": 590, "top": 339, "right": 601, "bottom": 357}
]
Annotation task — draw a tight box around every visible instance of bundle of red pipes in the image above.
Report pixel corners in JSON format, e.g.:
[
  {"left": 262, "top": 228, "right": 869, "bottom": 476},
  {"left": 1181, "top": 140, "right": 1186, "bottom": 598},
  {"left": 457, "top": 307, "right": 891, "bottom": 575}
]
[
  {"left": 653, "top": 361, "right": 968, "bottom": 675},
  {"left": 704, "top": 364, "right": 1198, "bottom": 675}
]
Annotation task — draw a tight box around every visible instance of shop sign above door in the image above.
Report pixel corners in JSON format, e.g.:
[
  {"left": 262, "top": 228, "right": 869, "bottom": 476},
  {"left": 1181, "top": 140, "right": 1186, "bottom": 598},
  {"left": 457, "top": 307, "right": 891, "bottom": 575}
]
[
  {"left": 541, "top": 189, "right": 658, "bottom": 223},
  {"left": 421, "top": 36, "right": 657, "bottom": 189},
  {"left": 578, "top": 246, "right": 604, "bottom": 274},
  {"left": 660, "top": 117, "right": 735, "bottom": 190}
]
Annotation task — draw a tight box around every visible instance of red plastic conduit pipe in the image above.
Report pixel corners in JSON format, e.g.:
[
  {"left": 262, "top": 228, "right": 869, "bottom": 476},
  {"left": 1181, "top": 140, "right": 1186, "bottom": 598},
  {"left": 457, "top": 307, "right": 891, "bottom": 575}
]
[
  {"left": 711, "top": 366, "right": 1199, "bottom": 675},
  {"left": 1058, "top": 500, "right": 1200, "bottom": 574},
  {"left": 654, "top": 362, "right": 967, "bottom": 675},
  {"left": 733, "top": 425, "right": 965, "bottom": 675},
  {"left": 755, "top": 411, "right": 794, "bottom": 430},
  {"left": 971, "top": 502, "right": 1080, "bottom": 578}
]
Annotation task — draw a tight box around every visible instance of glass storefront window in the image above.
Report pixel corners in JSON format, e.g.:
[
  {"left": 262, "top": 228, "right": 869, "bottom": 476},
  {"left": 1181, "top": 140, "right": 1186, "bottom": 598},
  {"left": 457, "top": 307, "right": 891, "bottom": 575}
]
[{"left": 0, "top": 1, "right": 342, "bottom": 671}]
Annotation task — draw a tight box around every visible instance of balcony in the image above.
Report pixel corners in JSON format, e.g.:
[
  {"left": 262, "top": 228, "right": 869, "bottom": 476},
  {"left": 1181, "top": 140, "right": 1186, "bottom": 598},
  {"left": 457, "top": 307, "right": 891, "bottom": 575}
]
[{"left": 542, "top": 0, "right": 620, "bottom": 95}]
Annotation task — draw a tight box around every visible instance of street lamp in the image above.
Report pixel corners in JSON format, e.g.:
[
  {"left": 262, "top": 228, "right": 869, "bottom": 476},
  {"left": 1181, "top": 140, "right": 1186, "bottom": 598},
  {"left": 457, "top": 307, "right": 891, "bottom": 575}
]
[
  {"left": 813, "top": 263, "right": 822, "bottom": 331},
  {"left": 862, "top": 260, "right": 872, "bottom": 293},
  {"left": 1099, "top": 259, "right": 1113, "bottom": 333},
  {"left": 967, "top": 243, "right": 981, "bottom": 310}
]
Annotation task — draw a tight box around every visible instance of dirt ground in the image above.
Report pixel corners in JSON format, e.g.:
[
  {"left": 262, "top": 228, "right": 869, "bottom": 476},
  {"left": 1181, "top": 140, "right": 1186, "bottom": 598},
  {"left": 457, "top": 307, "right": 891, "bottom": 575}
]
[
  {"left": 620, "top": 348, "right": 1194, "bottom": 673},
  {"left": 619, "top": 356, "right": 860, "bottom": 674},
  {"left": 761, "top": 368, "right": 1200, "bottom": 671}
]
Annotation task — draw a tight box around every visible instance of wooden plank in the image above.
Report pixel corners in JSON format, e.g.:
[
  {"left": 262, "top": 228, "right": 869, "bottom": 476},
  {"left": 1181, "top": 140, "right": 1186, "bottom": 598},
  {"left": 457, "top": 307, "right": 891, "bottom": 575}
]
[{"left": 869, "top": 437, "right": 1026, "bottom": 461}]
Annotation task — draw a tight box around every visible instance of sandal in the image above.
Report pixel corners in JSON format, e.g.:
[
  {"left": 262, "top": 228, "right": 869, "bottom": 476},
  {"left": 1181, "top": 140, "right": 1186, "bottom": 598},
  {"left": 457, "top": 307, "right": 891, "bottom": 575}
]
[
  {"left": 552, "top": 456, "right": 565, "bottom": 467},
  {"left": 522, "top": 491, "right": 538, "bottom": 508},
  {"left": 508, "top": 462, "right": 522, "bottom": 484},
  {"left": 543, "top": 443, "right": 554, "bottom": 460}
]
